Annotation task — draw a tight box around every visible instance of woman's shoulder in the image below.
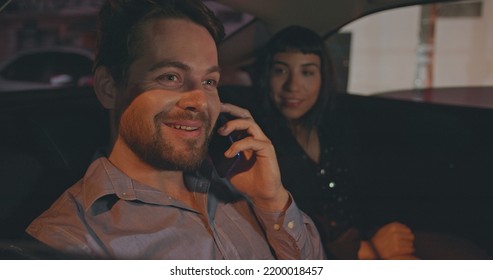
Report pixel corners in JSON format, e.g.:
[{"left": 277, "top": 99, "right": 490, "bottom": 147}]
[{"left": 255, "top": 114, "right": 290, "bottom": 140}]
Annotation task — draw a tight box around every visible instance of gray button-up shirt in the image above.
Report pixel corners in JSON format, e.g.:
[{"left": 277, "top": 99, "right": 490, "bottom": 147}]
[{"left": 26, "top": 157, "right": 324, "bottom": 259}]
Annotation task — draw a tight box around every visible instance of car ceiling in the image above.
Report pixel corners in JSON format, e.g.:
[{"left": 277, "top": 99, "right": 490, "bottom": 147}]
[{"left": 215, "top": 0, "right": 459, "bottom": 73}]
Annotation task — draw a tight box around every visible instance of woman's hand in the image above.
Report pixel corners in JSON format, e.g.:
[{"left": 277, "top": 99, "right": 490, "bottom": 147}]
[
  {"left": 358, "top": 241, "right": 378, "bottom": 260},
  {"left": 370, "top": 222, "right": 416, "bottom": 259},
  {"left": 216, "top": 103, "right": 289, "bottom": 211}
]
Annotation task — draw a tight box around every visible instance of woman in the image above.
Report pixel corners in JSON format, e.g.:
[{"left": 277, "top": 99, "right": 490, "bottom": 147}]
[{"left": 253, "top": 25, "right": 416, "bottom": 259}]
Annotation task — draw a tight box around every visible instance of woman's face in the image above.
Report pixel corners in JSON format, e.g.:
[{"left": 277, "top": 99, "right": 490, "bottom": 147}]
[{"left": 269, "top": 51, "right": 322, "bottom": 122}]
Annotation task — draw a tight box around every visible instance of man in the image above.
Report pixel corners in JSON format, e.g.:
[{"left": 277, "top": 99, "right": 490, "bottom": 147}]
[{"left": 26, "top": 0, "right": 324, "bottom": 259}]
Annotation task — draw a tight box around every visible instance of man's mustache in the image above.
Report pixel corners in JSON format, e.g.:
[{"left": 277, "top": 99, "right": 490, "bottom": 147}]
[{"left": 154, "top": 111, "right": 209, "bottom": 124}]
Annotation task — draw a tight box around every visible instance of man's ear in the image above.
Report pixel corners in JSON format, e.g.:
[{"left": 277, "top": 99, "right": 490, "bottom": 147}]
[{"left": 94, "top": 67, "right": 118, "bottom": 109}]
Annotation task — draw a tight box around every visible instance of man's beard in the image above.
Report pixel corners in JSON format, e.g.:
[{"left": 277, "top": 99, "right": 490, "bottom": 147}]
[{"left": 119, "top": 110, "right": 212, "bottom": 171}]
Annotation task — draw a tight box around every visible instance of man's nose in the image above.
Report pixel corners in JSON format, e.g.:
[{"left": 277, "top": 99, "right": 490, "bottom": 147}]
[{"left": 177, "top": 89, "right": 208, "bottom": 112}]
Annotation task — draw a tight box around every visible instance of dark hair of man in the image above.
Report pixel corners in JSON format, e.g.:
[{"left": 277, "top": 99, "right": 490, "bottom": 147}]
[
  {"left": 94, "top": 0, "right": 225, "bottom": 87},
  {"left": 254, "top": 25, "right": 337, "bottom": 131}
]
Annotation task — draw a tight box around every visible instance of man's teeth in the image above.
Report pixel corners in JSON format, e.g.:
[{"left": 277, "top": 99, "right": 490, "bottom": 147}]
[{"left": 168, "top": 124, "right": 197, "bottom": 131}]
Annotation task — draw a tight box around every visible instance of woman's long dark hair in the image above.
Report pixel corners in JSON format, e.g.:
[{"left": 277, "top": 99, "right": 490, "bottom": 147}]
[{"left": 254, "top": 25, "right": 337, "bottom": 131}]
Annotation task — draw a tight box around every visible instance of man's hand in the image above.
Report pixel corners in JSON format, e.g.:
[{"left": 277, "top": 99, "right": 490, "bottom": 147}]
[
  {"left": 216, "top": 103, "right": 289, "bottom": 211},
  {"left": 370, "top": 222, "right": 416, "bottom": 259}
]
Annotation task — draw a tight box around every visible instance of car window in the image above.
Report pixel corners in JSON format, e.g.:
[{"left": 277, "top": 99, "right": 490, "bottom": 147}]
[
  {"left": 2, "top": 52, "right": 93, "bottom": 84},
  {"left": 332, "top": 0, "right": 492, "bottom": 102},
  {"left": 204, "top": 1, "right": 254, "bottom": 38},
  {"left": 0, "top": 0, "right": 253, "bottom": 91}
]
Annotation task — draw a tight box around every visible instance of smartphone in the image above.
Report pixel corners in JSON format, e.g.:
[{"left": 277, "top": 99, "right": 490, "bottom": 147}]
[{"left": 208, "top": 113, "right": 245, "bottom": 177}]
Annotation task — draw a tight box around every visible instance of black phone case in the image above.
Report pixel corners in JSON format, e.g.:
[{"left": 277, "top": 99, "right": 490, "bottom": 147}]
[{"left": 208, "top": 113, "right": 243, "bottom": 177}]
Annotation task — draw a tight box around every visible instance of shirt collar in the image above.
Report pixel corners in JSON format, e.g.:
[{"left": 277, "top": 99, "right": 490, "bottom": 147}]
[{"left": 81, "top": 157, "right": 216, "bottom": 211}]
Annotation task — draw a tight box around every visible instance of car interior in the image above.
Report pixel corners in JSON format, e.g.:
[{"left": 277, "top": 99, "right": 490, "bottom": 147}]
[{"left": 0, "top": 0, "right": 492, "bottom": 259}]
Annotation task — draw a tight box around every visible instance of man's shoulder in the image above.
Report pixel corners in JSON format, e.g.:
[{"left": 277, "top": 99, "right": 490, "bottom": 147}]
[
  {"left": 26, "top": 178, "right": 85, "bottom": 230},
  {"left": 24, "top": 177, "right": 89, "bottom": 255},
  {"left": 25, "top": 158, "right": 115, "bottom": 248}
]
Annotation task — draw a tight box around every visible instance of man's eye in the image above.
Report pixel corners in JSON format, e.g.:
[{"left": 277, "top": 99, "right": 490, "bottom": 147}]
[
  {"left": 203, "top": 79, "right": 218, "bottom": 87},
  {"left": 157, "top": 74, "right": 179, "bottom": 82}
]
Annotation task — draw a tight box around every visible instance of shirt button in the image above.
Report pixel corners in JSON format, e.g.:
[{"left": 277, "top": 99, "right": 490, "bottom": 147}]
[
  {"left": 273, "top": 224, "right": 281, "bottom": 231},
  {"left": 287, "top": 221, "right": 295, "bottom": 229},
  {"left": 320, "top": 169, "right": 326, "bottom": 175},
  {"left": 329, "top": 182, "right": 336, "bottom": 188}
]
